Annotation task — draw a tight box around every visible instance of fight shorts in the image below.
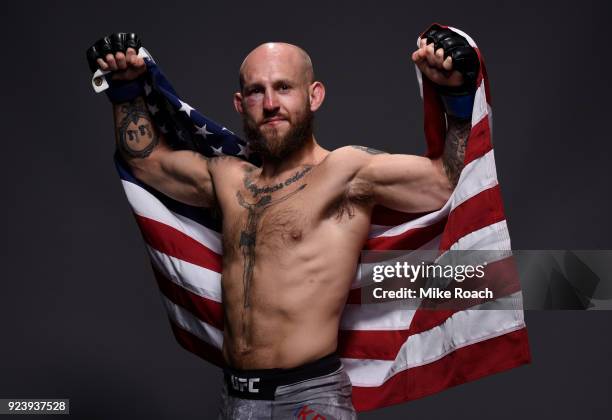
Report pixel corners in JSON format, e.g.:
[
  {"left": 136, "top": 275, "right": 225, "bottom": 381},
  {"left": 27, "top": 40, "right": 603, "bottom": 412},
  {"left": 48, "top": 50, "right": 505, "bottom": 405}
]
[{"left": 218, "top": 353, "right": 356, "bottom": 419}]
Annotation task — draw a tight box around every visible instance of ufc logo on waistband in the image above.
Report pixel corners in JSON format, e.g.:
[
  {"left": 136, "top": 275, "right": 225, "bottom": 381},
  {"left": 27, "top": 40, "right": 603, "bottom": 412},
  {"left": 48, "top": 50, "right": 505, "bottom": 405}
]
[{"left": 230, "top": 375, "right": 260, "bottom": 393}]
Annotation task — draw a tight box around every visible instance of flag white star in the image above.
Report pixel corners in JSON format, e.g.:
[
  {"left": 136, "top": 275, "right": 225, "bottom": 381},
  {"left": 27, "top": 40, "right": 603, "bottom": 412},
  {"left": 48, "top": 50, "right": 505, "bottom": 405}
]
[
  {"left": 159, "top": 124, "right": 168, "bottom": 134},
  {"left": 211, "top": 145, "right": 224, "bottom": 156},
  {"left": 148, "top": 103, "right": 159, "bottom": 115},
  {"left": 178, "top": 99, "right": 194, "bottom": 116},
  {"left": 222, "top": 126, "right": 234, "bottom": 135},
  {"left": 196, "top": 123, "right": 213, "bottom": 138},
  {"left": 144, "top": 82, "right": 152, "bottom": 96},
  {"left": 237, "top": 143, "right": 249, "bottom": 157}
]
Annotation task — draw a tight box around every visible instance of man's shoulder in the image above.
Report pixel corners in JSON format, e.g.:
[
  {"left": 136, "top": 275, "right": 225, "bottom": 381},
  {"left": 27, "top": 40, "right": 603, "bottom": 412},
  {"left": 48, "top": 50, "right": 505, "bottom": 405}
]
[
  {"left": 323, "top": 145, "right": 387, "bottom": 169},
  {"left": 208, "top": 155, "right": 254, "bottom": 170},
  {"left": 329, "top": 145, "right": 387, "bottom": 157},
  {"left": 208, "top": 155, "right": 255, "bottom": 182}
]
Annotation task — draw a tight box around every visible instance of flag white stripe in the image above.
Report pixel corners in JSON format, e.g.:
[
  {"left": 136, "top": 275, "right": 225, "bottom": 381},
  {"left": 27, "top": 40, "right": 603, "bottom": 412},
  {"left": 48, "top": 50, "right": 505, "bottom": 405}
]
[
  {"left": 122, "top": 180, "right": 222, "bottom": 253},
  {"left": 342, "top": 293, "right": 525, "bottom": 387},
  {"left": 450, "top": 149, "right": 498, "bottom": 210},
  {"left": 341, "top": 302, "right": 417, "bottom": 331},
  {"left": 147, "top": 245, "right": 222, "bottom": 302},
  {"left": 448, "top": 220, "right": 511, "bottom": 252},
  {"left": 161, "top": 295, "right": 223, "bottom": 349},
  {"left": 471, "top": 80, "right": 488, "bottom": 127}
]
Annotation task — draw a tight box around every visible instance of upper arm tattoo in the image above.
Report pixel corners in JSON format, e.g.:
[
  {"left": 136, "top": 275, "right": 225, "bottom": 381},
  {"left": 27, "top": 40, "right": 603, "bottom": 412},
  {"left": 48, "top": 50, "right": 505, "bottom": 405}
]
[
  {"left": 442, "top": 116, "right": 471, "bottom": 187},
  {"left": 115, "top": 97, "right": 159, "bottom": 159},
  {"left": 349, "top": 145, "right": 387, "bottom": 155}
]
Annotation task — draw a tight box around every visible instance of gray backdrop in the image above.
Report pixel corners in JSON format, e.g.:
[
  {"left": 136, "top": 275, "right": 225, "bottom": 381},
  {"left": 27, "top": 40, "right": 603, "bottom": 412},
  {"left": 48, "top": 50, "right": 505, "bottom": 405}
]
[{"left": 1, "top": 0, "right": 611, "bottom": 419}]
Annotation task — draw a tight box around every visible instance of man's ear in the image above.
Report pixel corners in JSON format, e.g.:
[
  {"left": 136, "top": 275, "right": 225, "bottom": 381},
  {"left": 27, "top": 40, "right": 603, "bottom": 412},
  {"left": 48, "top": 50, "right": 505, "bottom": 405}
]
[
  {"left": 233, "top": 92, "right": 244, "bottom": 114},
  {"left": 309, "top": 81, "right": 325, "bottom": 112}
]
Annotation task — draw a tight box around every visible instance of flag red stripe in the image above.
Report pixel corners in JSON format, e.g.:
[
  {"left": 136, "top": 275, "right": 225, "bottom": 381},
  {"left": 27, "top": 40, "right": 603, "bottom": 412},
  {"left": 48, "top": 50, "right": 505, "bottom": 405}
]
[
  {"left": 371, "top": 206, "right": 431, "bottom": 226},
  {"left": 464, "top": 115, "right": 493, "bottom": 166},
  {"left": 169, "top": 321, "right": 226, "bottom": 368},
  {"left": 423, "top": 77, "right": 446, "bottom": 159},
  {"left": 440, "top": 185, "right": 505, "bottom": 251},
  {"left": 152, "top": 264, "right": 224, "bottom": 330},
  {"left": 350, "top": 328, "right": 531, "bottom": 412},
  {"left": 134, "top": 214, "right": 222, "bottom": 273},
  {"left": 346, "top": 288, "right": 361, "bottom": 304},
  {"left": 338, "top": 329, "right": 406, "bottom": 360}
]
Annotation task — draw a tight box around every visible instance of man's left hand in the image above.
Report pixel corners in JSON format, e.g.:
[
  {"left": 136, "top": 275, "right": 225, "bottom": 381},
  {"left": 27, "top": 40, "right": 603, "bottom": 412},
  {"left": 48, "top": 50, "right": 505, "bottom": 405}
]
[
  {"left": 411, "top": 25, "right": 479, "bottom": 96},
  {"left": 411, "top": 37, "right": 464, "bottom": 87}
]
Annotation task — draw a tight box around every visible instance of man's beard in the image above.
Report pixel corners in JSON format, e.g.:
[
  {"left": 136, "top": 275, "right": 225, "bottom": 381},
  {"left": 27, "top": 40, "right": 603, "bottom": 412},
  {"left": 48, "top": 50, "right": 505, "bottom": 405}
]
[{"left": 243, "top": 107, "right": 314, "bottom": 162}]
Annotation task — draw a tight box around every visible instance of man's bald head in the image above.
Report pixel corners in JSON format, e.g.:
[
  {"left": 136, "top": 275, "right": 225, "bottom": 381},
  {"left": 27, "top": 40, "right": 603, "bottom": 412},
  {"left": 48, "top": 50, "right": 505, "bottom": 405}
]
[
  {"left": 233, "top": 42, "right": 326, "bottom": 162},
  {"left": 239, "top": 42, "right": 315, "bottom": 90}
]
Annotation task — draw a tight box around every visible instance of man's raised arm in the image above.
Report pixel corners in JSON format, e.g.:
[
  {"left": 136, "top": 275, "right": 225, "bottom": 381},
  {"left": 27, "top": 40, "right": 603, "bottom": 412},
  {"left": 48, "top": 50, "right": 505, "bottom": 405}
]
[
  {"left": 87, "top": 33, "right": 215, "bottom": 208},
  {"left": 413, "top": 25, "right": 479, "bottom": 188},
  {"left": 346, "top": 25, "right": 478, "bottom": 213}
]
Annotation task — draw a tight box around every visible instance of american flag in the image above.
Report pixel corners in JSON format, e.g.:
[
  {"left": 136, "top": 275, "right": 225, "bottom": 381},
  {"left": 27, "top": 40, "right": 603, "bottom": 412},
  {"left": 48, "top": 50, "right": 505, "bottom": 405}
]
[{"left": 103, "top": 24, "right": 530, "bottom": 412}]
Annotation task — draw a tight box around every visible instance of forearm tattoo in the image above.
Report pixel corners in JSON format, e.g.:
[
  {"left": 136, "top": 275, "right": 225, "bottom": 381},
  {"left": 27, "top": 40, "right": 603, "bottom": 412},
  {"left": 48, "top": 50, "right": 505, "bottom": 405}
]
[
  {"left": 115, "top": 97, "right": 159, "bottom": 159},
  {"left": 350, "top": 145, "right": 387, "bottom": 155},
  {"left": 442, "top": 116, "right": 471, "bottom": 187}
]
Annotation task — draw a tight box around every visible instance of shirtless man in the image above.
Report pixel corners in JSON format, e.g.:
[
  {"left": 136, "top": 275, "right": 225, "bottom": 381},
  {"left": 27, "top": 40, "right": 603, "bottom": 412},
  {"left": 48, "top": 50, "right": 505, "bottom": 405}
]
[{"left": 87, "top": 26, "right": 478, "bottom": 419}]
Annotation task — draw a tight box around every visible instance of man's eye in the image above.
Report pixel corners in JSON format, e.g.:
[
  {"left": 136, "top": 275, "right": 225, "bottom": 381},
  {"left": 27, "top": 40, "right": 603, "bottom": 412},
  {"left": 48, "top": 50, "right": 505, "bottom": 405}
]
[
  {"left": 279, "top": 84, "right": 290, "bottom": 91},
  {"left": 248, "top": 88, "right": 263, "bottom": 95}
]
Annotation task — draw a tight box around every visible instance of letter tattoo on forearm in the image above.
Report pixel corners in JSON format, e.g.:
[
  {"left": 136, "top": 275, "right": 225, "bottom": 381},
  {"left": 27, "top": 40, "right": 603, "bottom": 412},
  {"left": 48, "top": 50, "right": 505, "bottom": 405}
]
[
  {"left": 115, "top": 97, "right": 159, "bottom": 159},
  {"left": 442, "top": 116, "right": 471, "bottom": 187}
]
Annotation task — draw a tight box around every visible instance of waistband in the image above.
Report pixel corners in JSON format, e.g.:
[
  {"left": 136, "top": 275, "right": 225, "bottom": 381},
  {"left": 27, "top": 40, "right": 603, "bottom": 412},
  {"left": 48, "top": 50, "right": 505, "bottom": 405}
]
[{"left": 223, "top": 353, "right": 341, "bottom": 400}]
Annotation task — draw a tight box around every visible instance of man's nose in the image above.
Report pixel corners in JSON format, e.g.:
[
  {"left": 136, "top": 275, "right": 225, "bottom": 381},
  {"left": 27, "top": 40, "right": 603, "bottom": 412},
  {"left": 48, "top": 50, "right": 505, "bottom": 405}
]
[{"left": 263, "top": 90, "right": 279, "bottom": 112}]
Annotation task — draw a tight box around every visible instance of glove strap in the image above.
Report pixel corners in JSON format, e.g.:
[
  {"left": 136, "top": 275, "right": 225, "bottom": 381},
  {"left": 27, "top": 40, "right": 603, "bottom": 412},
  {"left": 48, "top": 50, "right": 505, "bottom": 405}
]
[
  {"left": 440, "top": 92, "right": 475, "bottom": 120},
  {"left": 105, "top": 76, "right": 146, "bottom": 104}
]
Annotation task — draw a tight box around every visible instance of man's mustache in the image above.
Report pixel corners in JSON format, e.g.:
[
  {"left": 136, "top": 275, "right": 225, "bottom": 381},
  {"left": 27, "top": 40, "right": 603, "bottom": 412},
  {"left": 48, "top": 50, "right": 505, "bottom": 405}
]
[{"left": 260, "top": 115, "right": 289, "bottom": 126}]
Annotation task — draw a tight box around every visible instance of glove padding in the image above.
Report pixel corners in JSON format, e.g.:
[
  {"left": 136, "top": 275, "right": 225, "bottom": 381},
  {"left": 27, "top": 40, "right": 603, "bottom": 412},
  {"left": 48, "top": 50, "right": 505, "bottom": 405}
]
[
  {"left": 86, "top": 32, "right": 142, "bottom": 73},
  {"left": 421, "top": 25, "right": 479, "bottom": 96}
]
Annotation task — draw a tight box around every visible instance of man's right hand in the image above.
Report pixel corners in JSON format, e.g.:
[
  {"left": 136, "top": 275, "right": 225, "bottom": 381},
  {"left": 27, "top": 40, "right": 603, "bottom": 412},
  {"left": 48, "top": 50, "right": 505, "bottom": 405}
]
[
  {"left": 88, "top": 32, "right": 219, "bottom": 209},
  {"left": 86, "top": 33, "right": 146, "bottom": 81}
]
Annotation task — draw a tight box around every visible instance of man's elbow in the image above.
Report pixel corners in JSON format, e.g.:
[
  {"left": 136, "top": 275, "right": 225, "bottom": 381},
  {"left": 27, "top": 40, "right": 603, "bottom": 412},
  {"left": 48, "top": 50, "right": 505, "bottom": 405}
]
[{"left": 129, "top": 155, "right": 162, "bottom": 184}]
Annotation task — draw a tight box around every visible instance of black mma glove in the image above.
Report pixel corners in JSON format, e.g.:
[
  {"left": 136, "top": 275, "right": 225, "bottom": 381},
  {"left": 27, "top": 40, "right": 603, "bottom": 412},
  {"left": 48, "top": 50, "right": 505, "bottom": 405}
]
[
  {"left": 86, "top": 32, "right": 146, "bottom": 103},
  {"left": 421, "top": 25, "right": 480, "bottom": 119}
]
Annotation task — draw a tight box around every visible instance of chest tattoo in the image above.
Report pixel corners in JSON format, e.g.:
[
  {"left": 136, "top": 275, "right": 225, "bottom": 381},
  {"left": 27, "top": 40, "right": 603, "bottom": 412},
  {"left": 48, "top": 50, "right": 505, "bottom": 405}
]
[
  {"left": 236, "top": 183, "right": 306, "bottom": 308},
  {"left": 243, "top": 166, "right": 312, "bottom": 197}
]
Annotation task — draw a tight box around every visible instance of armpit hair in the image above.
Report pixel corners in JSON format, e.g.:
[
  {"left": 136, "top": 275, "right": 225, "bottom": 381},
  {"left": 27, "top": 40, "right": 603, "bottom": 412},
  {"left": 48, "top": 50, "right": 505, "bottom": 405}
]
[{"left": 326, "top": 179, "right": 374, "bottom": 221}]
